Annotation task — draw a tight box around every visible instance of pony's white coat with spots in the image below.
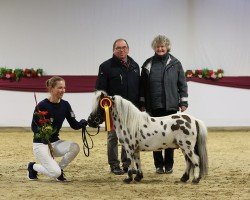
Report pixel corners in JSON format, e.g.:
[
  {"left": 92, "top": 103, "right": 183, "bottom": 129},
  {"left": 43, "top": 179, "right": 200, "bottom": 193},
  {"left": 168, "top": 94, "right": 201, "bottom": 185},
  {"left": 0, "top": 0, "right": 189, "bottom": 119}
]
[{"left": 88, "top": 91, "right": 208, "bottom": 184}]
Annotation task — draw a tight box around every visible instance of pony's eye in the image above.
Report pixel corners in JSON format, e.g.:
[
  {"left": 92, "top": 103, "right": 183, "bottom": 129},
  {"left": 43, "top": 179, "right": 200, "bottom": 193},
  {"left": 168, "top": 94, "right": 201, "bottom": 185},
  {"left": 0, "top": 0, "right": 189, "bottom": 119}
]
[{"left": 94, "top": 118, "right": 101, "bottom": 123}]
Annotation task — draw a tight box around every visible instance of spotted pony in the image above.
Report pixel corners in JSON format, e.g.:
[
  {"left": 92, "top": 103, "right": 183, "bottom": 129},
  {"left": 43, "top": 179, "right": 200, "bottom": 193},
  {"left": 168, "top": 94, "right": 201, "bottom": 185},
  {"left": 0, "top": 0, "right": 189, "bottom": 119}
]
[{"left": 88, "top": 91, "right": 208, "bottom": 184}]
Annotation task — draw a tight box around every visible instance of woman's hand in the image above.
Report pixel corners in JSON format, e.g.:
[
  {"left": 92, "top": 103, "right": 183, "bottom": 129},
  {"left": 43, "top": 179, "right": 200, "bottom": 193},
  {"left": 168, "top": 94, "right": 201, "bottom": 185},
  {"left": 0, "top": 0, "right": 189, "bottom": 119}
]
[{"left": 180, "top": 106, "right": 187, "bottom": 112}]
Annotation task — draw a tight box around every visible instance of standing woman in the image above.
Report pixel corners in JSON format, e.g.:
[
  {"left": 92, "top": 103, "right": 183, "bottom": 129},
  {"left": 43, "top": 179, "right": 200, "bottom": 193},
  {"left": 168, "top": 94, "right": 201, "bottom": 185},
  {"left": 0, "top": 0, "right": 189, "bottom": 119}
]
[
  {"left": 139, "top": 35, "right": 188, "bottom": 174},
  {"left": 28, "top": 76, "right": 88, "bottom": 181}
]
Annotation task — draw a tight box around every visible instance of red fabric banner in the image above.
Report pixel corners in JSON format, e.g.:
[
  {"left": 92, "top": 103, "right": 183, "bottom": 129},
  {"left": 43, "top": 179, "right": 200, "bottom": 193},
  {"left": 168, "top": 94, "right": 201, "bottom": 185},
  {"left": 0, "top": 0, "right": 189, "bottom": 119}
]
[
  {"left": 0, "top": 75, "right": 97, "bottom": 93},
  {"left": 0, "top": 76, "right": 249, "bottom": 93},
  {"left": 186, "top": 76, "right": 250, "bottom": 89}
]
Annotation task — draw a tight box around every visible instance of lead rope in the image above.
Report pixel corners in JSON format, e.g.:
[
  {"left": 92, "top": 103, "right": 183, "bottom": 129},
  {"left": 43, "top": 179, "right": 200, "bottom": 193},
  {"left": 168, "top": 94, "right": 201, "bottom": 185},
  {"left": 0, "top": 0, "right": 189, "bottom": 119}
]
[{"left": 81, "top": 126, "right": 100, "bottom": 157}]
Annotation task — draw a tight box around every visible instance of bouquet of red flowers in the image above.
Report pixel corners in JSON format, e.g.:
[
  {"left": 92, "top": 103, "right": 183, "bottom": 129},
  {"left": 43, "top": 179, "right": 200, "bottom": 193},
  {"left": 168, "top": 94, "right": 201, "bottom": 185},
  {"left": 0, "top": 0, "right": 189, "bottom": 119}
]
[
  {"left": 33, "top": 93, "right": 56, "bottom": 157},
  {"left": 34, "top": 109, "right": 56, "bottom": 158},
  {"left": 34, "top": 110, "right": 56, "bottom": 142}
]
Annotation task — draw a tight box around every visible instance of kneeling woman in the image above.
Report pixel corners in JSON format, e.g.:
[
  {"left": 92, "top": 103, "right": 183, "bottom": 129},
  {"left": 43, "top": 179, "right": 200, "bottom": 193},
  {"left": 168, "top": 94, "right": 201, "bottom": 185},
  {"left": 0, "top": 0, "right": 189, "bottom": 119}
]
[{"left": 28, "top": 76, "right": 88, "bottom": 181}]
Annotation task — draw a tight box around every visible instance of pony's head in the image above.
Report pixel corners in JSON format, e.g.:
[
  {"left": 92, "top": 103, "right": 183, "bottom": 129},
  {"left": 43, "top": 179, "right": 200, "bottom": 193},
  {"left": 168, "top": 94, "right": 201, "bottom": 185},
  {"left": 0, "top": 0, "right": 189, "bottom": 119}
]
[{"left": 87, "top": 90, "right": 111, "bottom": 128}]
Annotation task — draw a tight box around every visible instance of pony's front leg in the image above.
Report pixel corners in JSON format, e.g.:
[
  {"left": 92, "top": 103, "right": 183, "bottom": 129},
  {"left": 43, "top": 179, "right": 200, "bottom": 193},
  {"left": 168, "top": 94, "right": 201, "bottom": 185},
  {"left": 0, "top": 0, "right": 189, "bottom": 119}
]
[
  {"left": 133, "top": 150, "right": 143, "bottom": 182},
  {"left": 123, "top": 150, "right": 134, "bottom": 184}
]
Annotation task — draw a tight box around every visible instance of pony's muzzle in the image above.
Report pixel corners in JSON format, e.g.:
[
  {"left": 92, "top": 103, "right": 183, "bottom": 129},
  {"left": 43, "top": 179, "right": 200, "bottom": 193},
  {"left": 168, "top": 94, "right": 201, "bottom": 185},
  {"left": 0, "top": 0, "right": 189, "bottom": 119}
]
[{"left": 87, "top": 114, "right": 102, "bottom": 128}]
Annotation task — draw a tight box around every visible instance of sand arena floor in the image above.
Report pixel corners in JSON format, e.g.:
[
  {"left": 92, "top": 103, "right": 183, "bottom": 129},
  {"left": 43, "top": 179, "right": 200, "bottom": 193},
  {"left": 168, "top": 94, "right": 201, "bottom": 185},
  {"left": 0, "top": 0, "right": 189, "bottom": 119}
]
[{"left": 0, "top": 128, "right": 249, "bottom": 200}]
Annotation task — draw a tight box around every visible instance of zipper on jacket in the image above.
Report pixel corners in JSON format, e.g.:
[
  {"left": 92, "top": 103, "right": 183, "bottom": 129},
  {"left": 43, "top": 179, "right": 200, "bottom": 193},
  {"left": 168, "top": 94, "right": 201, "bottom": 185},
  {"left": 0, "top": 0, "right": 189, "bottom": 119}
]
[{"left": 120, "top": 74, "right": 123, "bottom": 84}]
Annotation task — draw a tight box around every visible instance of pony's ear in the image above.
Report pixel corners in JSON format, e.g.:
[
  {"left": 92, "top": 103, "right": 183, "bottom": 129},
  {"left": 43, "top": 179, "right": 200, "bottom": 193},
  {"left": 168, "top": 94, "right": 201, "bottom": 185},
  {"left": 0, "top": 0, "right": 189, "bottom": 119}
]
[{"left": 100, "top": 92, "right": 105, "bottom": 99}]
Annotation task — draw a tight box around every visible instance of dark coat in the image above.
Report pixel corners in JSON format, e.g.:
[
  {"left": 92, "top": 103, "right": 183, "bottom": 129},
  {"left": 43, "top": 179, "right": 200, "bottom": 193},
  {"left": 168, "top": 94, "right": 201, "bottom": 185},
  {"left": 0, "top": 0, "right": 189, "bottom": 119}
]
[
  {"left": 96, "top": 55, "right": 140, "bottom": 107},
  {"left": 140, "top": 54, "right": 188, "bottom": 113}
]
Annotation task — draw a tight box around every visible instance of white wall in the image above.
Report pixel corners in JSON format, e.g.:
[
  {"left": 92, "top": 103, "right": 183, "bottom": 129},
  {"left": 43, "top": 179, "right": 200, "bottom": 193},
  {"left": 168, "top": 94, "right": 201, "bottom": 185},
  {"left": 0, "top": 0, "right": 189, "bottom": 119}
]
[
  {"left": 1, "top": 83, "right": 250, "bottom": 127},
  {"left": 1, "top": 0, "right": 250, "bottom": 127},
  {"left": 0, "top": 0, "right": 189, "bottom": 75},
  {"left": 1, "top": 0, "right": 250, "bottom": 75},
  {"left": 186, "top": 83, "right": 250, "bottom": 127}
]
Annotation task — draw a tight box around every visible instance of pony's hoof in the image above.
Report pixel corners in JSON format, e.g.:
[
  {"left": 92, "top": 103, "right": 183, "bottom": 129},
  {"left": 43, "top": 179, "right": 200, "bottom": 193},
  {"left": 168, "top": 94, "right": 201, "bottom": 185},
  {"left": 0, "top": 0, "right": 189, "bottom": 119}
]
[
  {"left": 134, "top": 172, "right": 143, "bottom": 182},
  {"left": 134, "top": 176, "right": 142, "bottom": 182},
  {"left": 123, "top": 177, "right": 133, "bottom": 184},
  {"left": 192, "top": 178, "right": 200, "bottom": 184},
  {"left": 180, "top": 173, "right": 189, "bottom": 182}
]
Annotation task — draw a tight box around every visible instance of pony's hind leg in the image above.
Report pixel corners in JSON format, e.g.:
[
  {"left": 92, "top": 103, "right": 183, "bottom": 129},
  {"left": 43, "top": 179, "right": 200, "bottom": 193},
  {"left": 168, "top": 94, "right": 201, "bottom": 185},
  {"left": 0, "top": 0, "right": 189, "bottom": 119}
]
[
  {"left": 184, "top": 148, "right": 201, "bottom": 184},
  {"left": 133, "top": 151, "right": 143, "bottom": 182},
  {"left": 180, "top": 154, "right": 191, "bottom": 182},
  {"left": 191, "top": 155, "right": 201, "bottom": 184}
]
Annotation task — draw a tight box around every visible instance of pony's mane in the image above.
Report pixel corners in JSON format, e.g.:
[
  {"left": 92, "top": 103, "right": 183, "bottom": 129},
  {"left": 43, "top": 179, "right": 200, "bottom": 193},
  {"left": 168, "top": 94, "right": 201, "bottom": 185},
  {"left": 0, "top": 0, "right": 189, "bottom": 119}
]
[
  {"left": 93, "top": 91, "right": 149, "bottom": 135},
  {"left": 92, "top": 90, "right": 108, "bottom": 113},
  {"left": 113, "top": 95, "right": 149, "bottom": 135}
]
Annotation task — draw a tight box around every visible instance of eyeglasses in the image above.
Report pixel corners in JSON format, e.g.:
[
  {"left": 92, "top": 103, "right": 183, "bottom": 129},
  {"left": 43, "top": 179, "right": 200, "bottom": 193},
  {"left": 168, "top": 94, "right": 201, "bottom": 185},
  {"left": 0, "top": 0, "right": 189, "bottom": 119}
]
[{"left": 115, "top": 46, "right": 128, "bottom": 51}]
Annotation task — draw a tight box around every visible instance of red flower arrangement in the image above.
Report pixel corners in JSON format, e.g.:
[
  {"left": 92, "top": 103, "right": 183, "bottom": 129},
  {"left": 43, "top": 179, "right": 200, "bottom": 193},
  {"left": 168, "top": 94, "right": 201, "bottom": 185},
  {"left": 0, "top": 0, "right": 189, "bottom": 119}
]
[
  {"left": 0, "top": 67, "right": 43, "bottom": 81},
  {"left": 34, "top": 110, "right": 56, "bottom": 142},
  {"left": 33, "top": 93, "right": 56, "bottom": 157},
  {"left": 185, "top": 68, "right": 224, "bottom": 79}
]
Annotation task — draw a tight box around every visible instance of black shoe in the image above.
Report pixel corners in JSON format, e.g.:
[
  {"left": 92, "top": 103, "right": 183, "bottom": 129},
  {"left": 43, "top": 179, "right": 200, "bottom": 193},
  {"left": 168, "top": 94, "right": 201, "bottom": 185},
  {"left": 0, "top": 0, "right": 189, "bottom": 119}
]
[
  {"left": 110, "top": 166, "right": 124, "bottom": 175},
  {"left": 156, "top": 167, "right": 164, "bottom": 174},
  {"left": 27, "top": 162, "right": 38, "bottom": 180},
  {"left": 56, "top": 170, "right": 67, "bottom": 182},
  {"left": 165, "top": 167, "right": 173, "bottom": 174},
  {"left": 123, "top": 167, "right": 137, "bottom": 174}
]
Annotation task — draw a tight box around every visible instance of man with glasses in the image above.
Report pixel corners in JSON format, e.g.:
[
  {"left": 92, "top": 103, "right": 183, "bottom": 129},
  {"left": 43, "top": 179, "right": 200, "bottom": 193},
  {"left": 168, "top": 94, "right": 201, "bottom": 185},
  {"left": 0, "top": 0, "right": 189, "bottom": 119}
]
[{"left": 95, "top": 39, "right": 140, "bottom": 175}]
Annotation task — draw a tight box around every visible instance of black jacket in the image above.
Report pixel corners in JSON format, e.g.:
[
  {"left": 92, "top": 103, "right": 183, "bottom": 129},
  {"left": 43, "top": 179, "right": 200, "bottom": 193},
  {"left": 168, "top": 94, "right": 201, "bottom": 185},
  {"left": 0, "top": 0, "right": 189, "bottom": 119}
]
[
  {"left": 96, "top": 55, "right": 140, "bottom": 107},
  {"left": 140, "top": 54, "right": 188, "bottom": 113}
]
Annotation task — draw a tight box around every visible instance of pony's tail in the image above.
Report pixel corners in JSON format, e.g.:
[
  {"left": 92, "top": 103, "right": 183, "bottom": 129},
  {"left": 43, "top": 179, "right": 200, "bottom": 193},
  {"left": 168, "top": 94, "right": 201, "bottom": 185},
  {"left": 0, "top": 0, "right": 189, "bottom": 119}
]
[{"left": 196, "top": 119, "right": 208, "bottom": 178}]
